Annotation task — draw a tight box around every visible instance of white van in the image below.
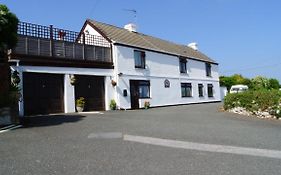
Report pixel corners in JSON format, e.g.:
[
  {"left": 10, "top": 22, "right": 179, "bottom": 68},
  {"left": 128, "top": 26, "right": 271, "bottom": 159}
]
[{"left": 230, "top": 85, "right": 249, "bottom": 93}]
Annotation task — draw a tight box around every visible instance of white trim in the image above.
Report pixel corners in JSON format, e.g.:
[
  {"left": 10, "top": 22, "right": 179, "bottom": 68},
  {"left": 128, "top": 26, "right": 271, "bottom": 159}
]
[{"left": 118, "top": 73, "right": 219, "bottom": 82}]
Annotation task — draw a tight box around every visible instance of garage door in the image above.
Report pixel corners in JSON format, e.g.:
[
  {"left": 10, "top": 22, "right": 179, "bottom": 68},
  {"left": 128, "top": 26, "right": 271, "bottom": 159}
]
[
  {"left": 75, "top": 75, "right": 105, "bottom": 111},
  {"left": 23, "top": 73, "right": 64, "bottom": 116}
]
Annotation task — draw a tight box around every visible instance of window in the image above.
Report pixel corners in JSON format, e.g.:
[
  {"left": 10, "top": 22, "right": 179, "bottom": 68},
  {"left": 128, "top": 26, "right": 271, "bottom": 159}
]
[
  {"left": 139, "top": 81, "right": 150, "bottom": 98},
  {"left": 207, "top": 84, "right": 214, "bottom": 97},
  {"left": 134, "top": 50, "right": 146, "bottom": 69},
  {"left": 181, "top": 83, "right": 192, "bottom": 97},
  {"left": 198, "top": 84, "right": 204, "bottom": 97},
  {"left": 206, "top": 63, "right": 212, "bottom": 77},
  {"left": 179, "top": 58, "right": 187, "bottom": 73}
]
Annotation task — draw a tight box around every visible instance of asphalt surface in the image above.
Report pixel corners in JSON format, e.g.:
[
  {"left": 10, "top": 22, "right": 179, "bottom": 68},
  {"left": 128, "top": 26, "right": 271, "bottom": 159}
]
[{"left": 1, "top": 103, "right": 281, "bottom": 175}]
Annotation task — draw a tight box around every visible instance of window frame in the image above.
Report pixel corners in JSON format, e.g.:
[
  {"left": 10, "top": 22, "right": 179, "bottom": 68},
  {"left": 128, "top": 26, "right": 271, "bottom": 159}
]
[
  {"left": 206, "top": 63, "right": 212, "bottom": 77},
  {"left": 181, "top": 83, "right": 192, "bottom": 97},
  {"left": 134, "top": 50, "right": 146, "bottom": 69},
  {"left": 207, "top": 84, "right": 214, "bottom": 97},
  {"left": 179, "top": 57, "right": 187, "bottom": 73},
  {"left": 198, "top": 84, "right": 204, "bottom": 97},
  {"left": 138, "top": 80, "right": 150, "bottom": 99}
]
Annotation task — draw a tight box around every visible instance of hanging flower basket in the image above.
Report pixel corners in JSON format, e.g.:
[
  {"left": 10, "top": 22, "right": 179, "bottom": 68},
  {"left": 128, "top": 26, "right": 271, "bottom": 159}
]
[
  {"left": 69, "top": 75, "right": 76, "bottom": 85},
  {"left": 11, "top": 71, "right": 20, "bottom": 86},
  {"left": 111, "top": 80, "right": 117, "bottom": 87}
]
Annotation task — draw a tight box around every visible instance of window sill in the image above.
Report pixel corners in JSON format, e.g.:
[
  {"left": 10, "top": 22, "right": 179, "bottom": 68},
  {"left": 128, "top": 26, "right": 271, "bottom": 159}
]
[
  {"left": 181, "top": 96, "right": 192, "bottom": 98},
  {"left": 139, "top": 97, "right": 151, "bottom": 99},
  {"left": 135, "top": 66, "right": 146, "bottom": 69},
  {"left": 180, "top": 72, "right": 188, "bottom": 75}
]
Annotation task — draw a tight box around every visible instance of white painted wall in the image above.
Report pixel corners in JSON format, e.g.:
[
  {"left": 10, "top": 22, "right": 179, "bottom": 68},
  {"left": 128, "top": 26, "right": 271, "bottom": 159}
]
[
  {"left": 113, "top": 45, "right": 220, "bottom": 109},
  {"left": 64, "top": 74, "right": 75, "bottom": 113},
  {"left": 220, "top": 86, "right": 228, "bottom": 100},
  {"left": 84, "top": 24, "right": 102, "bottom": 37}
]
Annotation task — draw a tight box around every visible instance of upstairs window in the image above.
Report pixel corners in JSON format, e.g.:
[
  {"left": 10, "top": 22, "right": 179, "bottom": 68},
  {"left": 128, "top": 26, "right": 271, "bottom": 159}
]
[
  {"left": 134, "top": 50, "right": 146, "bottom": 69},
  {"left": 181, "top": 83, "right": 192, "bottom": 97},
  {"left": 198, "top": 84, "right": 204, "bottom": 97},
  {"left": 206, "top": 63, "right": 212, "bottom": 77},
  {"left": 207, "top": 84, "right": 214, "bottom": 97},
  {"left": 179, "top": 58, "right": 187, "bottom": 73}
]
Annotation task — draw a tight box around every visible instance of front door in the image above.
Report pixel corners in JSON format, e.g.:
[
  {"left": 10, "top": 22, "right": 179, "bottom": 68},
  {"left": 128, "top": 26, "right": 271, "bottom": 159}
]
[{"left": 130, "top": 80, "right": 139, "bottom": 109}]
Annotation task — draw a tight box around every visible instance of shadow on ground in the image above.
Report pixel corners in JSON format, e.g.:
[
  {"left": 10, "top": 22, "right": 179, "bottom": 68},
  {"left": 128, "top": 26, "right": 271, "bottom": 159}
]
[{"left": 20, "top": 114, "right": 86, "bottom": 128}]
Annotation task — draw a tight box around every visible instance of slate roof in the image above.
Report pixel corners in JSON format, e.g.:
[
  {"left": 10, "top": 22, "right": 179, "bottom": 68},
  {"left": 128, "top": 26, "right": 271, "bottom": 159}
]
[{"left": 87, "top": 19, "right": 217, "bottom": 64}]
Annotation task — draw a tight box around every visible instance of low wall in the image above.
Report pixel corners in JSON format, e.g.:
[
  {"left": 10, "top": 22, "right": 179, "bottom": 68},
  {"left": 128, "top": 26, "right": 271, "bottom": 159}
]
[{"left": 0, "top": 105, "right": 19, "bottom": 126}]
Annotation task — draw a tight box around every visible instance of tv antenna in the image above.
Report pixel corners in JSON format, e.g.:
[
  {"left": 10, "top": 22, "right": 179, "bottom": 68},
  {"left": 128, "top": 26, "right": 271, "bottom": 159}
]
[{"left": 123, "top": 9, "right": 137, "bottom": 24}]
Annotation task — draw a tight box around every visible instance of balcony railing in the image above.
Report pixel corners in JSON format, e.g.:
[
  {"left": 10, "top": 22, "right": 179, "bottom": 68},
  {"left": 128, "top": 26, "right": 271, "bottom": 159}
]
[{"left": 11, "top": 22, "right": 112, "bottom": 63}]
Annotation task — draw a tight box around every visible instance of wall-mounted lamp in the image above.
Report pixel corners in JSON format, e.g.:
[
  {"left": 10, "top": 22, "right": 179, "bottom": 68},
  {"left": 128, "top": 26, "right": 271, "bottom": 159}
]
[{"left": 118, "top": 72, "right": 123, "bottom": 76}]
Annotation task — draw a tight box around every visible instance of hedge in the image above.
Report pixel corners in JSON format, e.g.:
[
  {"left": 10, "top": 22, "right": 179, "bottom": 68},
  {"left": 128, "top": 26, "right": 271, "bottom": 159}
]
[{"left": 224, "top": 89, "right": 281, "bottom": 113}]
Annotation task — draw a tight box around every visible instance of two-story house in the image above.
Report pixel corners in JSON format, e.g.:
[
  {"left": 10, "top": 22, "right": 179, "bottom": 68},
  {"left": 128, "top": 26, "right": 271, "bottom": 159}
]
[{"left": 9, "top": 19, "right": 220, "bottom": 116}]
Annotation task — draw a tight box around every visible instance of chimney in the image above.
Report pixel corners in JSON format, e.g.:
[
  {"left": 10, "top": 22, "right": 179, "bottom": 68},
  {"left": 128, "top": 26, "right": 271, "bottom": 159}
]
[
  {"left": 124, "top": 23, "right": 137, "bottom": 32},
  {"left": 188, "top": 42, "right": 198, "bottom": 51}
]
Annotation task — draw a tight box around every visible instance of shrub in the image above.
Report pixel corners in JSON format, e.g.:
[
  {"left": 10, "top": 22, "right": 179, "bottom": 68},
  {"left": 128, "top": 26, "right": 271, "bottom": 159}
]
[
  {"left": 0, "top": 84, "right": 21, "bottom": 108},
  {"left": 109, "top": 99, "right": 117, "bottom": 110},
  {"left": 224, "top": 89, "right": 281, "bottom": 112},
  {"left": 144, "top": 101, "right": 150, "bottom": 109}
]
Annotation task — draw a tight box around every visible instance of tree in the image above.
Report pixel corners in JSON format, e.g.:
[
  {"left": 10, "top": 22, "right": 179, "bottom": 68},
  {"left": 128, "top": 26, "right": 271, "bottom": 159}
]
[
  {"left": 0, "top": 4, "right": 18, "bottom": 98},
  {"left": 0, "top": 4, "right": 18, "bottom": 55},
  {"left": 219, "top": 74, "right": 251, "bottom": 91},
  {"left": 251, "top": 76, "right": 270, "bottom": 90},
  {"left": 268, "top": 78, "right": 280, "bottom": 90},
  {"left": 219, "top": 76, "right": 235, "bottom": 91}
]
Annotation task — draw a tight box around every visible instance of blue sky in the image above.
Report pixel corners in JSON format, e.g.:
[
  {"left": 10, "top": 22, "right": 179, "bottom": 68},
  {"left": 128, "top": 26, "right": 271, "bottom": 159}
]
[{"left": 2, "top": 0, "right": 281, "bottom": 81}]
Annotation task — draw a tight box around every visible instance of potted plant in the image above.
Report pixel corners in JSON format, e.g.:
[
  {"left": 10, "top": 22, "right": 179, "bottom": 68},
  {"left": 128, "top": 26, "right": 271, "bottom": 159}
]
[
  {"left": 110, "top": 99, "right": 117, "bottom": 110},
  {"left": 144, "top": 101, "right": 150, "bottom": 109},
  {"left": 76, "top": 97, "right": 85, "bottom": 112}
]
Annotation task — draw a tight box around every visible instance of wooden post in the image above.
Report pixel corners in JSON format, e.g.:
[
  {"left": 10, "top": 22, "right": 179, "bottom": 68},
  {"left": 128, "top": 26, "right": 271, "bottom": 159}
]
[
  {"left": 82, "top": 33, "right": 85, "bottom": 60},
  {"left": 50, "top": 25, "right": 54, "bottom": 57}
]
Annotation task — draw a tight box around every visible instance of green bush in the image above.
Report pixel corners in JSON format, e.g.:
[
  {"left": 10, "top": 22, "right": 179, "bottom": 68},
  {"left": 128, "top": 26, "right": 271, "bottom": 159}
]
[
  {"left": 224, "top": 89, "right": 281, "bottom": 112},
  {"left": 109, "top": 99, "right": 117, "bottom": 110}
]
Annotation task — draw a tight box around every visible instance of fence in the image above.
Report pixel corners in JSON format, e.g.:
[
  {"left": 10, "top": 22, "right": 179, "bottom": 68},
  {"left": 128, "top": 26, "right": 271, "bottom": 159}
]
[{"left": 13, "top": 22, "right": 111, "bottom": 62}]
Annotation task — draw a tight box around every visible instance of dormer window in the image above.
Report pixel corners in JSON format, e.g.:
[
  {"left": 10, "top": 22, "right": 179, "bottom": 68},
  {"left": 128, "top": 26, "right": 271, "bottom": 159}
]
[
  {"left": 134, "top": 50, "right": 146, "bottom": 69},
  {"left": 206, "top": 63, "right": 211, "bottom": 77},
  {"left": 179, "top": 57, "right": 187, "bottom": 73}
]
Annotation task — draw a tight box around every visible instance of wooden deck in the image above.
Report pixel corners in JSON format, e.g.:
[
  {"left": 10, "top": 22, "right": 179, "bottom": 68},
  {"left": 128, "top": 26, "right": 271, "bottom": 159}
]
[{"left": 9, "top": 22, "right": 113, "bottom": 68}]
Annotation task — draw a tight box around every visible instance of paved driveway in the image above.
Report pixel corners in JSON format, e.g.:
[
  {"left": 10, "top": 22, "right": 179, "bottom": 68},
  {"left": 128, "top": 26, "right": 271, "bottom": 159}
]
[{"left": 1, "top": 103, "right": 281, "bottom": 175}]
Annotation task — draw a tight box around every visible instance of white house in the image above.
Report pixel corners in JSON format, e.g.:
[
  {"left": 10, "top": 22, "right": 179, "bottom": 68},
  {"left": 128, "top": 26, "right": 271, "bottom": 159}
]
[{"left": 9, "top": 19, "right": 220, "bottom": 116}]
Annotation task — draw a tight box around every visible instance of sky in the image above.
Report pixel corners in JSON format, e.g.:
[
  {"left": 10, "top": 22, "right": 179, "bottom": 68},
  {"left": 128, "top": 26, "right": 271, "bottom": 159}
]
[{"left": 2, "top": 0, "right": 281, "bottom": 81}]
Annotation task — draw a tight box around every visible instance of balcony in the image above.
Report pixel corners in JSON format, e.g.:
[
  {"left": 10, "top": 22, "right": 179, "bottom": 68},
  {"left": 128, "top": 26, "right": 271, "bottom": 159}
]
[{"left": 9, "top": 22, "right": 113, "bottom": 69}]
